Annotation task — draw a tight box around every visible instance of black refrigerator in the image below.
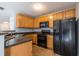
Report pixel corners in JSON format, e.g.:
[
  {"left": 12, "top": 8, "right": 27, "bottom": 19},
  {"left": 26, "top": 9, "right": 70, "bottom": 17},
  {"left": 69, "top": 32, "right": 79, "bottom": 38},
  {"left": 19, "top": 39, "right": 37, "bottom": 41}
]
[{"left": 53, "top": 17, "right": 78, "bottom": 56}]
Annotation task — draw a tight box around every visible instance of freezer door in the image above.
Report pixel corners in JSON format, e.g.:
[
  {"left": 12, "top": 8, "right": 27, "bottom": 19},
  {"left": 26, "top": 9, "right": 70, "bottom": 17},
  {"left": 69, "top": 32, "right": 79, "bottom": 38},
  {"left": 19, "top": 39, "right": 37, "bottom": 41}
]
[
  {"left": 77, "top": 20, "right": 79, "bottom": 56},
  {"left": 53, "top": 20, "right": 62, "bottom": 55},
  {"left": 61, "top": 19, "right": 77, "bottom": 56}
]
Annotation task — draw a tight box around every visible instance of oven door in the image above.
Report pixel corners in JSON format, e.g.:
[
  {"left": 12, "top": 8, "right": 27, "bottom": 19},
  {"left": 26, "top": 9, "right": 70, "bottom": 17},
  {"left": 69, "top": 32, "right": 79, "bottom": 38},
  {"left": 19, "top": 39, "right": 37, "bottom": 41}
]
[{"left": 37, "top": 35, "right": 47, "bottom": 48}]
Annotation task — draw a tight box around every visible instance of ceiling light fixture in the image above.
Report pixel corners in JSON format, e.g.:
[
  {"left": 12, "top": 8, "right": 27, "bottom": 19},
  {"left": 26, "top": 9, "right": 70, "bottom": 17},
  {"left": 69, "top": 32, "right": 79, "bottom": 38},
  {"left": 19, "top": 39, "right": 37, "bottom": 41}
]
[{"left": 33, "top": 3, "right": 44, "bottom": 11}]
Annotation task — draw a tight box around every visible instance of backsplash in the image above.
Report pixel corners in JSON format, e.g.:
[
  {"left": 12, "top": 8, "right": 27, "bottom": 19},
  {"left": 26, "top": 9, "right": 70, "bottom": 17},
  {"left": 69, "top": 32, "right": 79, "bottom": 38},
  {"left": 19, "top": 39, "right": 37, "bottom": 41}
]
[
  {"left": 15, "top": 27, "right": 53, "bottom": 33},
  {"left": 33, "top": 28, "right": 53, "bottom": 32},
  {"left": 15, "top": 28, "right": 34, "bottom": 32}
]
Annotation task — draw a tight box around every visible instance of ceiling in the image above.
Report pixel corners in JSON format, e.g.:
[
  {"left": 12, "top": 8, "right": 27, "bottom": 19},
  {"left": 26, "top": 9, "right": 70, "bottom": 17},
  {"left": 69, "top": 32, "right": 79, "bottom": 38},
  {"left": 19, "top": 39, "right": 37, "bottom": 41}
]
[{"left": 0, "top": 2, "right": 76, "bottom": 21}]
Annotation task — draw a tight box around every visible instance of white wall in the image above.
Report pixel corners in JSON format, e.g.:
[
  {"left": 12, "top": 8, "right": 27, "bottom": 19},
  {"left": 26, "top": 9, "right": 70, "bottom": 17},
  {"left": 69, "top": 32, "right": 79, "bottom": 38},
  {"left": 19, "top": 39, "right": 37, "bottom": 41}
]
[
  {"left": 0, "top": 35, "right": 4, "bottom": 56},
  {"left": 0, "top": 21, "right": 10, "bottom": 31},
  {"left": 9, "top": 16, "right": 15, "bottom": 30}
]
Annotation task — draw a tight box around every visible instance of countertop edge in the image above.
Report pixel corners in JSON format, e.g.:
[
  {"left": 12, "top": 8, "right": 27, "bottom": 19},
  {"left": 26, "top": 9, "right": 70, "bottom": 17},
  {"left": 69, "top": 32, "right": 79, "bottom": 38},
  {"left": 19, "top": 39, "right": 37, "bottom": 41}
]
[{"left": 5, "top": 39, "right": 32, "bottom": 48}]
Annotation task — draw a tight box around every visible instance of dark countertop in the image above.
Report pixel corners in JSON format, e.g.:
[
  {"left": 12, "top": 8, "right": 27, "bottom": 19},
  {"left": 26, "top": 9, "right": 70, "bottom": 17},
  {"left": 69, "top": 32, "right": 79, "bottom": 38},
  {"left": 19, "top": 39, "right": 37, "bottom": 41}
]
[
  {"left": 5, "top": 32, "right": 53, "bottom": 35},
  {"left": 5, "top": 31, "right": 53, "bottom": 41},
  {"left": 5, "top": 37, "right": 32, "bottom": 48},
  {"left": 5, "top": 32, "right": 53, "bottom": 48}
]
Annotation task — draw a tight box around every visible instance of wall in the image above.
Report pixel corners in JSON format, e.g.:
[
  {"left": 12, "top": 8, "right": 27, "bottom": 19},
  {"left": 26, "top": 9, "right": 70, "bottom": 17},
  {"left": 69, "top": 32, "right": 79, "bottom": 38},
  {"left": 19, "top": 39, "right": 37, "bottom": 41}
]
[
  {"left": 0, "top": 35, "right": 4, "bottom": 56},
  {"left": 0, "top": 21, "right": 10, "bottom": 31},
  {"left": 9, "top": 16, "right": 15, "bottom": 30}
]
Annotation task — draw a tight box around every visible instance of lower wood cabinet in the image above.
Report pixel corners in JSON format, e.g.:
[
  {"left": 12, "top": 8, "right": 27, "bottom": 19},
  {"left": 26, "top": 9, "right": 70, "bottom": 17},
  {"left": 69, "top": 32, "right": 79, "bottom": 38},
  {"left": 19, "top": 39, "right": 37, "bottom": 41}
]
[
  {"left": 5, "top": 47, "right": 11, "bottom": 56},
  {"left": 32, "top": 34, "right": 37, "bottom": 44},
  {"left": 47, "top": 35, "right": 53, "bottom": 49},
  {"left": 24, "top": 34, "right": 37, "bottom": 44},
  {"left": 5, "top": 41, "right": 32, "bottom": 56}
]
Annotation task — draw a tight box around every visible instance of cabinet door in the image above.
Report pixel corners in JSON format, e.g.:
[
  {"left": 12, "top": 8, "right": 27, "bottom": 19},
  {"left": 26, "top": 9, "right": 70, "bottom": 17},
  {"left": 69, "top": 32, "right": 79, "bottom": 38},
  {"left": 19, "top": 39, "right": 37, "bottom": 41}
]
[
  {"left": 16, "top": 15, "right": 22, "bottom": 27},
  {"left": 28, "top": 18, "right": 34, "bottom": 28},
  {"left": 32, "top": 34, "right": 37, "bottom": 44},
  {"left": 24, "top": 34, "right": 37, "bottom": 44},
  {"left": 48, "top": 15, "right": 54, "bottom": 28},
  {"left": 47, "top": 35, "right": 53, "bottom": 49},
  {"left": 16, "top": 45, "right": 25, "bottom": 56},
  {"left": 53, "top": 13, "right": 57, "bottom": 20},
  {"left": 40, "top": 16, "right": 48, "bottom": 22},
  {"left": 64, "top": 9, "right": 75, "bottom": 19},
  {"left": 16, "top": 14, "right": 34, "bottom": 28},
  {"left": 34, "top": 16, "right": 48, "bottom": 28},
  {"left": 56, "top": 12, "right": 64, "bottom": 20},
  {"left": 23, "top": 17, "right": 32, "bottom": 28},
  {"left": 53, "top": 12, "right": 64, "bottom": 20},
  {"left": 34, "top": 18, "right": 39, "bottom": 28},
  {"left": 10, "top": 46, "right": 17, "bottom": 56},
  {"left": 5, "top": 48, "right": 11, "bottom": 56},
  {"left": 24, "top": 41, "right": 32, "bottom": 56}
]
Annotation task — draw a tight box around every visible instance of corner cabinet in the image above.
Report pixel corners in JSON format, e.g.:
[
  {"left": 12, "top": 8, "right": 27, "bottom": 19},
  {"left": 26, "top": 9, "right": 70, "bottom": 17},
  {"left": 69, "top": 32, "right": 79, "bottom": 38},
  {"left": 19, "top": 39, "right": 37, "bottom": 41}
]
[
  {"left": 24, "top": 34, "right": 37, "bottom": 44},
  {"left": 34, "top": 16, "right": 48, "bottom": 28},
  {"left": 16, "top": 14, "right": 34, "bottom": 28}
]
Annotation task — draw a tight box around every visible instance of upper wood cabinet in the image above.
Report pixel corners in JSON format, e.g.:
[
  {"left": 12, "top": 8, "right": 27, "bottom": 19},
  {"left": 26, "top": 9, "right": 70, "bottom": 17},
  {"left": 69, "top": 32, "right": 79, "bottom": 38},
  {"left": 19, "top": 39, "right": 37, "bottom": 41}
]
[
  {"left": 63, "top": 9, "right": 75, "bottom": 19},
  {"left": 34, "top": 18, "right": 39, "bottom": 28},
  {"left": 54, "top": 12, "right": 64, "bottom": 20},
  {"left": 53, "top": 8, "right": 75, "bottom": 20},
  {"left": 16, "top": 14, "right": 34, "bottom": 28},
  {"left": 34, "top": 8, "right": 75, "bottom": 28},
  {"left": 39, "top": 16, "right": 48, "bottom": 22},
  {"left": 34, "top": 16, "right": 48, "bottom": 28}
]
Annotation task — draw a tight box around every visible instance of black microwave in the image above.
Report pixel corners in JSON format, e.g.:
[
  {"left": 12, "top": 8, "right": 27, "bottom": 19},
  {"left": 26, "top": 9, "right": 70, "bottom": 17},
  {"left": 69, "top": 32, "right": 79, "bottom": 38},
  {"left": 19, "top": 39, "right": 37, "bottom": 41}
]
[{"left": 40, "top": 21, "right": 49, "bottom": 28}]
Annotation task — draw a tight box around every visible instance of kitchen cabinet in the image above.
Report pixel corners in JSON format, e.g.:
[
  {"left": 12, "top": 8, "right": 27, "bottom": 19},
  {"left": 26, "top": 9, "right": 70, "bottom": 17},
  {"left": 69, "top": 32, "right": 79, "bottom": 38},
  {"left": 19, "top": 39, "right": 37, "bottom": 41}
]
[
  {"left": 53, "top": 9, "right": 75, "bottom": 20},
  {"left": 50, "top": 12, "right": 64, "bottom": 28},
  {"left": 47, "top": 35, "right": 53, "bottom": 49},
  {"left": 34, "top": 18, "right": 39, "bottom": 28},
  {"left": 39, "top": 16, "right": 48, "bottom": 22},
  {"left": 5, "top": 47, "right": 11, "bottom": 56},
  {"left": 32, "top": 34, "right": 37, "bottom": 44},
  {"left": 31, "top": 8, "right": 76, "bottom": 28},
  {"left": 34, "top": 9, "right": 75, "bottom": 28},
  {"left": 48, "top": 15, "right": 54, "bottom": 28},
  {"left": 16, "top": 14, "right": 34, "bottom": 28},
  {"left": 53, "top": 11, "right": 64, "bottom": 21},
  {"left": 24, "top": 34, "right": 37, "bottom": 44},
  {"left": 5, "top": 41, "right": 32, "bottom": 56},
  {"left": 34, "top": 16, "right": 48, "bottom": 28},
  {"left": 63, "top": 9, "right": 75, "bottom": 19}
]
